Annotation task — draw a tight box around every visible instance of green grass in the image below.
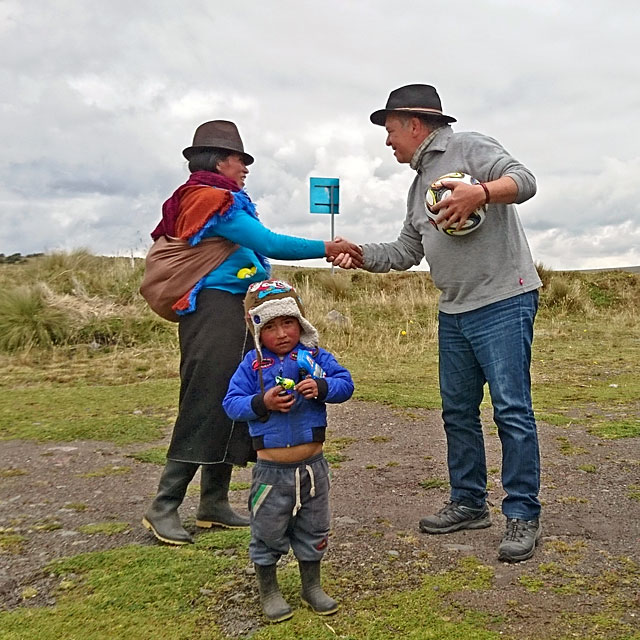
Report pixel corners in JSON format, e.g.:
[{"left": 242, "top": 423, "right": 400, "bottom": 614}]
[
  {"left": 0, "top": 530, "right": 249, "bottom": 640},
  {"left": 518, "top": 575, "right": 545, "bottom": 593},
  {"left": 323, "top": 436, "right": 356, "bottom": 467},
  {"left": 0, "top": 543, "right": 503, "bottom": 640},
  {"left": 229, "top": 481, "right": 251, "bottom": 491},
  {"left": 419, "top": 478, "right": 448, "bottom": 490},
  {"left": 0, "top": 468, "right": 27, "bottom": 478},
  {"left": 79, "top": 466, "right": 132, "bottom": 478},
  {"left": 1, "top": 259, "right": 638, "bottom": 441},
  {"left": 1, "top": 257, "right": 639, "bottom": 640},
  {"left": 126, "top": 446, "right": 168, "bottom": 465},
  {"left": 77, "top": 522, "right": 130, "bottom": 536},
  {"left": 347, "top": 354, "right": 441, "bottom": 408},
  {"left": 555, "top": 436, "right": 588, "bottom": 456},
  {"left": 64, "top": 503, "right": 88, "bottom": 512},
  {"left": 588, "top": 418, "right": 640, "bottom": 439},
  {"left": 0, "top": 380, "right": 177, "bottom": 443},
  {"left": 0, "top": 528, "right": 26, "bottom": 553}
]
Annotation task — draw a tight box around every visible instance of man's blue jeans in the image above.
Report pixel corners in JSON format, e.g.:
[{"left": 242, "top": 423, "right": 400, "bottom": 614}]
[{"left": 438, "top": 290, "right": 541, "bottom": 521}]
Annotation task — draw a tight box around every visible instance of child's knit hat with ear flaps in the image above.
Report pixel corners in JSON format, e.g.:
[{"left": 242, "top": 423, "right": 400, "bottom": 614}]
[{"left": 244, "top": 279, "right": 319, "bottom": 359}]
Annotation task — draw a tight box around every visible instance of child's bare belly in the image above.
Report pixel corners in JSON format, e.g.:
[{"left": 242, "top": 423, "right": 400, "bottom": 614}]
[{"left": 257, "top": 442, "right": 323, "bottom": 463}]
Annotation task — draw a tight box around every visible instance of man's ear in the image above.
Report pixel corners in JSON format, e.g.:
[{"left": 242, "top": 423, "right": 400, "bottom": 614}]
[{"left": 410, "top": 116, "right": 430, "bottom": 137}]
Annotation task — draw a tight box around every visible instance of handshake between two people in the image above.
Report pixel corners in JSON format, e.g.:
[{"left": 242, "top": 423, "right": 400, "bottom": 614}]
[{"left": 323, "top": 237, "right": 362, "bottom": 269}]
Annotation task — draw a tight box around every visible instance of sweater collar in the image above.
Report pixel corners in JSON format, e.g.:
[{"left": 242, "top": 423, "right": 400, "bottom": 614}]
[{"left": 410, "top": 125, "right": 452, "bottom": 171}]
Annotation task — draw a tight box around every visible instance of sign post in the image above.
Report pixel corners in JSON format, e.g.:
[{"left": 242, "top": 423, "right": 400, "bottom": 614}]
[{"left": 309, "top": 177, "right": 339, "bottom": 273}]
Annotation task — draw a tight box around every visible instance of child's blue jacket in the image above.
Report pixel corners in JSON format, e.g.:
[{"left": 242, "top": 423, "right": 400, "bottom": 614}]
[{"left": 223, "top": 344, "right": 354, "bottom": 450}]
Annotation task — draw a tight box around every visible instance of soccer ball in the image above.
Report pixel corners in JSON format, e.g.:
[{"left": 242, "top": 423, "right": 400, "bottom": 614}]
[{"left": 425, "top": 172, "right": 487, "bottom": 236}]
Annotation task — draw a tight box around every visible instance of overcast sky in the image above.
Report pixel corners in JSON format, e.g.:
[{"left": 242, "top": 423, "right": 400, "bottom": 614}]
[{"left": 1, "top": 0, "right": 638, "bottom": 270}]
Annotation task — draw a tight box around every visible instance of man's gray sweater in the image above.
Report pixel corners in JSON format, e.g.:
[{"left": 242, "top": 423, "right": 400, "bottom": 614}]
[{"left": 363, "top": 126, "right": 541, "bottom": 313}]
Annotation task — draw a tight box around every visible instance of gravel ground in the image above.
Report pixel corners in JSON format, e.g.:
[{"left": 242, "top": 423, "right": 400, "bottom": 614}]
[{"left": 1, "top": 400, "right": 639, "bottom": 637}]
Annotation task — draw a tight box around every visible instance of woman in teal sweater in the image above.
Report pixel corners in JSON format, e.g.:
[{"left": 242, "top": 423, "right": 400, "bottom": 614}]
[{"left": 141, "top": 120, "right": 361, "bottom": 545}]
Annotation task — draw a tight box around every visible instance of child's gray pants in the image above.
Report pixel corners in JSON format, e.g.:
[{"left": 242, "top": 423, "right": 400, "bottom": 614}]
[{"left": 249, "top": 452, "right": 330, "bottom": 566}]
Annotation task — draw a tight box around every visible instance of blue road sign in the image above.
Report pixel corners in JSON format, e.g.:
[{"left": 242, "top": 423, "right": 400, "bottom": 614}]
[{"left": 310, "top": 177, "right": 339, "bottom": 214}]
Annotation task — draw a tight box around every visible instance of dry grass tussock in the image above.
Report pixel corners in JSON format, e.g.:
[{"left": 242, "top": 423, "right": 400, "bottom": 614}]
[
  {"left": 0, "top": 252, "right": 170, "bottom": 352},
  {"left": 286, "top": 268, "right": 440, "bottom": 357}
]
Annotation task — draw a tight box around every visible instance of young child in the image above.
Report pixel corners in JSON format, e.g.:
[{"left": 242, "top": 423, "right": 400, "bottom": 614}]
[{"left": 223, "top": 279, "right": 354, "bottom": 623}]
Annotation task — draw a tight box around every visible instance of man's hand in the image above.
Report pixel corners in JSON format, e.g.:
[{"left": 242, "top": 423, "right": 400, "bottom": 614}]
[
  {"left": 325, "top": 236, "right": 362, "bottom": 269},
  {"left": 324, "top": 237, "right": 363, "bottom": 269},
  {"left": 430, "top": 180, "right": 486, "bottom": 232},
  {"left": 295, "top": 377, "right": 319, "bottom": 400},
  {"left": 263, "top": 386, "right": 295, "bottom": 413}
]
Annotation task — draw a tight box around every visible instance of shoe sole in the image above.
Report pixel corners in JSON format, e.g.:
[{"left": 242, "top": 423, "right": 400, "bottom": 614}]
[
  {"left": 419, "top": 517, "right": 491, "bottom": 534},
  {"left": 141, "top": 517, "right": 192, "bottom": 545},
  {"left": 195, "top": 519, "right": 249, "bottom": 529},
  {"left": 265, "top": 610, "right": 294, "bottom": 623},
  {"left": 301, "top": 597, "right": 339, "bottom": 616}
]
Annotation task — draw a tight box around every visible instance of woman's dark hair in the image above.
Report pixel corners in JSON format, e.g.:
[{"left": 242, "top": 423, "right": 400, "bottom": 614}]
[{"left": 188, "top": 148, "right": 232, "bottom": 173}]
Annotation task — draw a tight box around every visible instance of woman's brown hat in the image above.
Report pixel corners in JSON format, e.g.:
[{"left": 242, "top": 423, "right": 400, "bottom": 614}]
[{"left": 182, "top": 120, "right": 254, "bottom": 165}]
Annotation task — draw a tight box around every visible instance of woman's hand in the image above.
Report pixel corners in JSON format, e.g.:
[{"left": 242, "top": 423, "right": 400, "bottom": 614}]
[
  {"left": 324, "top": 237, "right": 363, "bottom": 269},
  {"left": 295, "top": 377, "right": 319, "bottom": 400},
  {"left": 263, "top": 387, "right": 295, "bottom": 413}
]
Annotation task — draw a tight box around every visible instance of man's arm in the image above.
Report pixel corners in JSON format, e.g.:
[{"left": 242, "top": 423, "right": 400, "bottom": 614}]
[
  {"left": 361, "top": 218, "right": 425, "bottom": 272},
  {"left": 466, "top": 132, "right": 537, "bottom": 203},
  {"left": 432, "top": 133, "right": 536, "bottom": 232}
]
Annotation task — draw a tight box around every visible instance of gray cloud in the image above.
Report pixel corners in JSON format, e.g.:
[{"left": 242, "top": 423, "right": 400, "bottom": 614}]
[{"left": 1, "top": 0, "right": 638, "bottom": 268}]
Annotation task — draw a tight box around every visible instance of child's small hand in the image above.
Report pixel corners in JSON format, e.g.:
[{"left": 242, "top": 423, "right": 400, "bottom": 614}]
[
  {"left": 295, "top": 378, "right": 319, "bottom": 400},
  {"left": 263, "top": 386, "right": 295, "bottom": 413}
]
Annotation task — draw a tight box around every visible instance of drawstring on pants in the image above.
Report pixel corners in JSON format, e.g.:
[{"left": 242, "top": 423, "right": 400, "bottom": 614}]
[{"left": 292, "top": 464, "right": 316, "bottom": 516}]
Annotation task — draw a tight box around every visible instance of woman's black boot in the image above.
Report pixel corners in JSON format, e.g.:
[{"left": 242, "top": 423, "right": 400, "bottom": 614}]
[
  {"left": 195, "top": 463, "right": 250, "bottom": 528},
  {"left": 142, "top": 460, "right": 198, "bottom": 545}
]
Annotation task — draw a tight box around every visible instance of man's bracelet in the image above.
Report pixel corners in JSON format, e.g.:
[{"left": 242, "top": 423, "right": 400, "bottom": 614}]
[{"left": 479, "top": 182, "right": 491, "bottom": 205}]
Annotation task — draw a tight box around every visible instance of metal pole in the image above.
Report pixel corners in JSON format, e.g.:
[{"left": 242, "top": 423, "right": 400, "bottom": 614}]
[{"left": 329, "top": 186, "right": 335, "bottom": 274}]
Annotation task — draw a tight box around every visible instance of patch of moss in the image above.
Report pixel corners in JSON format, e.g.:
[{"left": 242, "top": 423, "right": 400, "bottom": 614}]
[
  {"left": 0, "top": 468, "right": 27, "bottom": 478},
  {"left": 556, "top": 436, "right": 588, "bottom": 456},
  {"left": 0, "top": 528, "right": 26, "bottom": 553},
  {"left": 79, "top": 466, "right": 132, "bottom": 478},
  {"left": 126, "top": 446, "right": 167, "bottom": 465},
  {"left": 628, "top": 484, "right": 640, "bottom": 502},
  {"left": 589, "top": 418, "right": 640, "bottom": 439},
  {"left": 34, "top": 520, "right": 63, "bottom": 532},
  {"left": 77, "top": 522, "right": 130, "bottom": 536},
  {"left": 518, "top": 575, "right": 545, "bottom": 593},
  {"left": 229, "top": 481, "right": 250, "bottom": 491},
  {"left": 419, "top": 478, "right": 448, "bottom": 490},
  {"left": 63, "top": 503, "right": 88, "bottom": 512}
]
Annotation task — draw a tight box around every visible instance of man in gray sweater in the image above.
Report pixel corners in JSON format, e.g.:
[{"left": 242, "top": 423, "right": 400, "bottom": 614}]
[{"left": 340, "top": 84, "right": 543, "bottom": 562}]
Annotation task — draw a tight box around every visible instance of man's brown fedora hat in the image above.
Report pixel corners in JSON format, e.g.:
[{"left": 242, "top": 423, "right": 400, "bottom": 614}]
[
  {"left": 182, "top": 120, "right": 254, "bottom": 165},
  {"left": 370, "top": 84, "right": 456, "bottom": 126}
]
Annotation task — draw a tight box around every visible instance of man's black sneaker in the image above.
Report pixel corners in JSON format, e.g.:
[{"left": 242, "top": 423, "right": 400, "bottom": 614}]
[
  {"left": 419, "top": 501, "right": 491, "bottom": 534},
  {"left": 498, "top": 518, "right": 541, "bottom": 562}
]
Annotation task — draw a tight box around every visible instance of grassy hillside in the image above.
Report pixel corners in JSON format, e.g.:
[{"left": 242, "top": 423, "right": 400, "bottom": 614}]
[
  {"left": 1, "top": 252, "right": 639, "bottom": 640},
  {"left": 1, "top": 250, "right": 638, "bottom": 436}
]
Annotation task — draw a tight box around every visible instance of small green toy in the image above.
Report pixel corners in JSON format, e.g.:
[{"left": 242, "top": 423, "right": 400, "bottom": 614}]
[{"left": 275, "top": 376, "right": 296, "bottom": 395}]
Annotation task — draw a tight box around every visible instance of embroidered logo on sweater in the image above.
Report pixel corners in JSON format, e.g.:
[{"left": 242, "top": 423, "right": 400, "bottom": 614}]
[{"left": 252, "top": 357, "right": 274, "bottom": 370}]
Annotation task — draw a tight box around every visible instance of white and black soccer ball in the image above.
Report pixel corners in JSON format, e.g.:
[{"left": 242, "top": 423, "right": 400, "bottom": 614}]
[{"left": 425, "top": 172, "right": 487, "bottom": 236}]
